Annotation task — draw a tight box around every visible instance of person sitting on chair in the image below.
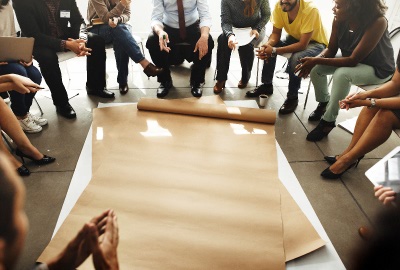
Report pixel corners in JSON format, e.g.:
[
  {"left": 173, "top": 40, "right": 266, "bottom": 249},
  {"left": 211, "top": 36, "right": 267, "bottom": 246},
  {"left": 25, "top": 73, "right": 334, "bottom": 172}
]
[
  {"left": 298, "top": 0, "right": 395, "bottom": 142},
  {"left": 146, "top": 0, "right": 214, "bottom": 98},
  {"left": 0, "top": 0, "right": 47, "bottom": 134},
  {"left": 87, "top": 0, "right": 163, "bottom": 95},
  {"left": 319, "top": 50, "right": 400, "bottom": 179},
  {"left": 249, "top": 0, "right": 328, "bottom": 115},
  {"left": 0, "top": 152, "right": 119, "bottom": 270},
  {"left": 13, "top": 0, "right": 114, "bottom": 119},
  {"left": 213, "top": 0, "right": 270, "bottom": 94},
  {"left": 0, "top": 74, "right": 56, "bottom": 176}
]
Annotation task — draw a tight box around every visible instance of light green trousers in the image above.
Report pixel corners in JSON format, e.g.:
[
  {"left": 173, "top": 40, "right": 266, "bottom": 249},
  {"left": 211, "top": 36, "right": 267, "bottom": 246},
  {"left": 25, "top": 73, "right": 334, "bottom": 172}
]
[{"left": 310, "top": 63, "right": 391, "bottom": 122}]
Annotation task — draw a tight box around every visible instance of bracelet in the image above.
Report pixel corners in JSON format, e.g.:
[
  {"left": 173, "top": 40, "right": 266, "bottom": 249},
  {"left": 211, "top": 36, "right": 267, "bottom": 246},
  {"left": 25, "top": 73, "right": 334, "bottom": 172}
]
[{"left": 367, "top": 98, "right": 376, "bottom": 108}]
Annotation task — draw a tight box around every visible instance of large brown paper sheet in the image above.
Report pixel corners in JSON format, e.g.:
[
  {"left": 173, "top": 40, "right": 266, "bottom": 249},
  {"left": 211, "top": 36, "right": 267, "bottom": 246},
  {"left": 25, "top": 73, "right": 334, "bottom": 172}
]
[{"left": 40, "top": 102, "right": 286, "bottom": 269}]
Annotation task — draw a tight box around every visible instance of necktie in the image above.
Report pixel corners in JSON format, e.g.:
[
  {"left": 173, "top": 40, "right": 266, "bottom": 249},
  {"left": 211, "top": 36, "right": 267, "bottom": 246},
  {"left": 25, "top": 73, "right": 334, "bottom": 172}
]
[{"left": 177, "top": 0, "right": 186, "bottom": 40}]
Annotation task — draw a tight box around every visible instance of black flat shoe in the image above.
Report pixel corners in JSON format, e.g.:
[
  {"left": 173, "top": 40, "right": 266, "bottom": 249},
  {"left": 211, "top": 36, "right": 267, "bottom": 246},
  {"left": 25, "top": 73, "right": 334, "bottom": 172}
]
[
  {"left": 16, "top": 149, "right": 56, "bottom": 165},
  {"left": 17, "top": 165, "right": 30, "bottom": 176},
  {"left": 279, "top": 98, "right": 299, "bottom": 114},
  {"left": 191, "top": 83, "right": 202, "bottom": 97},
  {"left": 157, "top": 81, "right": 173, "bottom": 98},
  {"left": 119, "top": 84, "right": 129, "bottom": 95},
  {"left": 324, "top": 155, "right": 364, "bottom": 165},
  {"left": 308, "top": 102, "right": 328, "bottom": 121},
  {"left": 246, "top": 84, "right": 273, "bottom": 97},
  {"left": 86, "top": 86, "right": 115, "bottom": 99}
]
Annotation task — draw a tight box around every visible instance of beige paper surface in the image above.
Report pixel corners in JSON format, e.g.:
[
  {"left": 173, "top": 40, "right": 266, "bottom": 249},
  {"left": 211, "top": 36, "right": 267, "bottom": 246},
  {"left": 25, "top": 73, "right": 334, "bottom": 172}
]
[{"left": 40, "top": 102, "right": 286, "bottom": 269}]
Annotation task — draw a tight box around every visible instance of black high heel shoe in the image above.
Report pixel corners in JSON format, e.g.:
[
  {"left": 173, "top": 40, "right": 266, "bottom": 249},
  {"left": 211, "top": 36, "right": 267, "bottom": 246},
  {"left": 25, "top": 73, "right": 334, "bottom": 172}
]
[
  {"left": 143, "top": 63, "right": 163, "bottom": 78},
  {"left": 320, "top": 158, "right": 362, "bottom": 179},
  {"left": 17, "top": 165, "right": 30, "bottom": 176},
  {"left": 15, "top": 149, "right": 56, "bottom": 165},
  {"left": 324, "top": 155, "right": 365, "bottom": 165}
]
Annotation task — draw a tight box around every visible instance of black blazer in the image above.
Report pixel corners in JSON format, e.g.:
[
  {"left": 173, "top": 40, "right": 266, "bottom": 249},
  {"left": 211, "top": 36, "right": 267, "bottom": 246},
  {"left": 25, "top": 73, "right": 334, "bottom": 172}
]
[{"left": 13, "top": 0, "right": 87, "bottom": 52}]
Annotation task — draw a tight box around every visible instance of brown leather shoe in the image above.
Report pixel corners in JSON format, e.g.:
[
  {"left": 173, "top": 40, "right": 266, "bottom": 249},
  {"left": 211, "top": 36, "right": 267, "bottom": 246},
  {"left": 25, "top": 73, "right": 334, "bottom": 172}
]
[
  {"left": 119, "top": 84, "right": 129, "bottom": 95},
  {"left": 143, "top": 63, "right": 163, "bottom": 77},
  {"left": 238, "top": 80, "right": 248, "bottom": 89},
  {"left": 213, "top": 80, "right": 226, "bottom": 94}
]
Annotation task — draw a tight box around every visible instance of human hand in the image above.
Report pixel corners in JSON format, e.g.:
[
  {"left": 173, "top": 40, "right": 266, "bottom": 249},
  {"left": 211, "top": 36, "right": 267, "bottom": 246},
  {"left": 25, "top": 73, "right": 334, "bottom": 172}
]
[
  {"left": 228, "top": 35, "right": 237, "bottom": 51},
  {"left": 295, "top": 57, "right": 316, "bottom": 78},
  {"left": 374, "top": 185, "right": 396, "bottom": 206},
  {"left": 19, "top": 58, "right": 33, "bottom": 67},
  {"left": 250, "top": 29, "right": 259, "bottom": 40},
  {"left": 89, "top": 209, "right": 119, "bottom": 270},
  {"left": 194, "top": 34, "right": 209, "bottom": 60},
  {"left": 108, "top": 18, "right": 117, "bottom": 28},
  {"left": 66, "top": 38, "right": 92, "bottom": 56},
  {"left": 158, "top": 30, "right": 171, "bottom": 53},
  {"left": 7, "top": 74, "right": 41, "bottom": 94},
  {"left": 256, "top": 44, "right": 271, "bottom": 61},
  {"left": 339, "top": 90, "right": 367, "bottom": 110},
  {"left": 46, "top": 210, "right": 110, "bottom": 270}
]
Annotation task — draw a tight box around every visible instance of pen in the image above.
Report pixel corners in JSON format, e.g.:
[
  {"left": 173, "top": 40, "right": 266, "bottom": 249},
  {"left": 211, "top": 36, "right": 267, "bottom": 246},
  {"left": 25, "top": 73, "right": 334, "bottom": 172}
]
[{"left": 163, "top": 34, "right": 168, "bottom": 48}]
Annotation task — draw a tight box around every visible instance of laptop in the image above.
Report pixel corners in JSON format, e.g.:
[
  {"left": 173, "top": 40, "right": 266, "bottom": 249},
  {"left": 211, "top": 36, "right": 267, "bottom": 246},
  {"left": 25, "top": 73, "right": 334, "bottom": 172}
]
[
  {"left": 365, "top": 146, "right": 400, "bottom": 192},
  {"left": 0, "top": 37, "right": 34, "bottom": 63}
]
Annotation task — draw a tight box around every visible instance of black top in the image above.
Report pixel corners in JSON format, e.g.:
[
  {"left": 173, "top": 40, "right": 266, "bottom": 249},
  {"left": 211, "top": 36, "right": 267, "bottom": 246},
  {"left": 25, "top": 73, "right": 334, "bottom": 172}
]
[
  {"left": 13, "top": 0, "right": 87, "bottom": 52},
  {"left": 337, "top": 18, "right": 395, "bottom": 79}
]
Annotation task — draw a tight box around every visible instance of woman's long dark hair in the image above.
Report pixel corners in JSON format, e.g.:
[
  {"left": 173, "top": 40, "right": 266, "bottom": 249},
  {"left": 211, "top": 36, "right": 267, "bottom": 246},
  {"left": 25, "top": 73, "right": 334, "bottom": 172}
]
[
  {"left": 345, "top": 0, "right": 387, "bottom": 26},
  {"left": 244, "top": 0, "right": 257, "bottom": 17}
]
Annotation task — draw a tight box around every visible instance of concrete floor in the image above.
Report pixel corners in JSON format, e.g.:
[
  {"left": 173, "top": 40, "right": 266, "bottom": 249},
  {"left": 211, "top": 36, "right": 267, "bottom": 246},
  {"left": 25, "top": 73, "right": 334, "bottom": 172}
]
[{"left": 10, "top": 45, "right": 398, "bottom": 270}]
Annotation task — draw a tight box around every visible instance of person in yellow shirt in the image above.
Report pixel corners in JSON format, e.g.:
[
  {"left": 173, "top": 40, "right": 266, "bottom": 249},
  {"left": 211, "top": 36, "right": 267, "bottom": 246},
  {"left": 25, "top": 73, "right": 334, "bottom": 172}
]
[{"left": 247, "top": 0, "right": 328, "bottom": 114}]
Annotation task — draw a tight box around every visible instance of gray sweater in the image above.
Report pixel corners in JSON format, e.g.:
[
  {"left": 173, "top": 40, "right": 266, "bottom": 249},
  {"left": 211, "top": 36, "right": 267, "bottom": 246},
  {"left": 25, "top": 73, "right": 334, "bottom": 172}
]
[{"left": 221, "top": 0, "right": 270, "bottom": 38}]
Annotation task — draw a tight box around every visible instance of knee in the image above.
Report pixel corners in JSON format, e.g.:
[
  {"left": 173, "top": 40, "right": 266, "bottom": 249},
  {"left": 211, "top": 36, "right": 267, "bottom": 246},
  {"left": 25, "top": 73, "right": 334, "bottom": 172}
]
[
  {"left": 288, "top": 53, "right": 303, "bottom": 73},
  {"left": 6, "top": 63, "right": 28, "bottom": 77},
  {"left": 146, "top": 32, "right": 159, "bottom": 51},
  {"left": 332, "top": 67, "right": 350, "bottom": 82},
  {"left": 217, "top": 33, "right": 227, "bottom": 46},
  {"left": 310, "top": 65, "right": 323, "bottom": 79},
  {"left": 28, "top": 66, "right": 42, "bottom": 84},
  {"left": 34, "top": 48, "right": 58, "bottom": 66},
  {"left": 208, "top": 35, "right": 214, "bottom": 50},
  {"left": 87, "top": 33, "right": 105, "bottom": 51}
]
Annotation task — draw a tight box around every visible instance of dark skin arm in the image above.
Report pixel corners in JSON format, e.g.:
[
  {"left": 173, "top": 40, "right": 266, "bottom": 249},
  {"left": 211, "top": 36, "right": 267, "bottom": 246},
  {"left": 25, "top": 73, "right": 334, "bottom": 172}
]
[{"left": 297, "top": 17, "right": 388, "bottom": 78}]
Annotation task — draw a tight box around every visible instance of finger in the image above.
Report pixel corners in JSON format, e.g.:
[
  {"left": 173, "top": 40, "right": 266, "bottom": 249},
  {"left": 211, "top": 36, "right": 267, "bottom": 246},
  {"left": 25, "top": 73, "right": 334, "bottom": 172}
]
[
  {"left": 91, "top": 209, "right": 111, "bottom": 225},
  {"left": 113, "top": 214, "right": 119, "bottom": 245},
  {"left": 384, "top": 196, "right": 396, "bottom": 205},
  {"left": 374, "top": 185, "right": 383, "bottom": 191},
  {"left": 193, "top": 44, "right": 198, "bottom": 53}
]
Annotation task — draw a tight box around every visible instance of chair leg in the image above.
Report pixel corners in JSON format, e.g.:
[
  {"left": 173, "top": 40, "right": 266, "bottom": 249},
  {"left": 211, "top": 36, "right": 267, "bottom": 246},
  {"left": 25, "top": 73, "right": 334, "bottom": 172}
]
[
  {"left": 304, "top": 80, "right": 312, "bottom": 109},
  {"left": 256, "top": 58, "right": 260, "bottom": 87},
  {"left": 33, "top": 97, "right": 44, "bottom": 116}
]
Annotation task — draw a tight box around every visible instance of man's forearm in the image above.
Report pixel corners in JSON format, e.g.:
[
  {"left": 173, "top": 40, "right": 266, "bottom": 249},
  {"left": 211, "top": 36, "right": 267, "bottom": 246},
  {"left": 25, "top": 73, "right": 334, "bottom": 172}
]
[
  {"left": 200, "top": 26, "right": 210, "bottom": 38},
  {"left": 266, "top": 33, "right": 280, "bottom": 47},
  {"left": 152, "top": 24, "right": 164, "bottom": 35}
]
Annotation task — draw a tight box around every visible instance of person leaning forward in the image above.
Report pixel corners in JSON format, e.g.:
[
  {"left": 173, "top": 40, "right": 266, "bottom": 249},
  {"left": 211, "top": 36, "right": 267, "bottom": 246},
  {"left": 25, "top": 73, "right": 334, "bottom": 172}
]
[
  {"left": 146, "top": 0, "right": 214, "bottom": 98},
  {"left": 249, "top": 0, "right": 328, "bottom": 114},
  {"left": 13, "top": 0, "right": 114, "bottom": 119}
]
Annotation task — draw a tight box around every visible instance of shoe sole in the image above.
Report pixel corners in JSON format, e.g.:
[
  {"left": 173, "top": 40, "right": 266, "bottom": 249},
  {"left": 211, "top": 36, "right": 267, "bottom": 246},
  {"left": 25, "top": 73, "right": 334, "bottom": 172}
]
[{"left": 23, "top": 128, "right": 42, "bottom": 133}]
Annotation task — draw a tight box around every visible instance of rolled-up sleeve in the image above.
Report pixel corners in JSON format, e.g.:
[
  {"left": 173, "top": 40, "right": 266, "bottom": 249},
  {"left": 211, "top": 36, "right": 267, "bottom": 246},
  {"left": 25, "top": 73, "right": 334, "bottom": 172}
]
[
  {"left": 151, "top": 0, "right": 164, "bottom": 29},
  {"left": 197, "top": 0, "right": 212, "bottom": 29}
]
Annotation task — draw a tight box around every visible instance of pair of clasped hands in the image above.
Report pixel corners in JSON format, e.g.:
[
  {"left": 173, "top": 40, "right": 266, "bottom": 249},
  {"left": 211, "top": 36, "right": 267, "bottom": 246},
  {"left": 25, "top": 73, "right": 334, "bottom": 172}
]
[
  {"left": 66, "top": 38, "right": 92, "bottom": 57},
  {"left": 339, "top": 89, "right": 370, "bottom": 111}
]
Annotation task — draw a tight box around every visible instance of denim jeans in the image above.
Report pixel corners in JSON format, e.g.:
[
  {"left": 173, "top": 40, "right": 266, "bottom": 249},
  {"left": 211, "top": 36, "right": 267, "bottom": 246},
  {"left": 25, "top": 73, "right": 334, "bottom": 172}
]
[
  {"left": 261, "top": 36, "right": 325, "bottom": 100},
  {"left": 310, "top": 63, "right": 392, "bottom": 122},
  {"left": 89, "top": 24, "right": 145, "bottom": 85},
  {"left": 0, "top": 63, "right": 42, "bottom": 116}
]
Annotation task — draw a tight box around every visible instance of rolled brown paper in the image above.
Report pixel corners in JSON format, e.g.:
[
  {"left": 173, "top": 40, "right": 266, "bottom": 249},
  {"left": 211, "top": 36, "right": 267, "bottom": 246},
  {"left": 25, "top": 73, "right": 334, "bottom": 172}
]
[{"left": 137, "top": 97, "right": 276, "bottom": 124}]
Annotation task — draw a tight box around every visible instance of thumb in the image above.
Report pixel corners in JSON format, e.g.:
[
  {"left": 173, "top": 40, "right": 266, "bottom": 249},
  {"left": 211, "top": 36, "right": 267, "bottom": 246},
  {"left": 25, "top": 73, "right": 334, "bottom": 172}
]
[{"left": 193, "top": 43, "right": 198, "bottom": 52}]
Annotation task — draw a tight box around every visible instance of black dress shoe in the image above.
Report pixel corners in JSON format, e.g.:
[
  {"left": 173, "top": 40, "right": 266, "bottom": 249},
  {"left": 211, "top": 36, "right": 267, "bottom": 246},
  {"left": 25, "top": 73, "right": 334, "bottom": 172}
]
[
  {"left": 16, "top": 149, "right": 56, "bottom": 165},
  {"left": 86, "top": 86, "right": 115, "bottom": 98},
  {"left": 17, "top": 165, "right": 30, "bottom": 176},
  {"left": 279, "top": 98, "right": 298, "bottom": 114},
  {"left": 246, "top": 84, "right": 273, "bottom": 97},
  {"left": 306, "top": 119, "right": 336, "bottom": 141},
  {"left": 119, "top": 84, "right": 129, "bottom": 95},
  {"left": 308, "top": 102, "right": 328, "bottom": 121},
  {"left": 157, "top": 81, "right": 173, "bottom": 98},
  {"left": 56, "top": 103, "right": 76, "bottom": 119},
  {"left": 191, "top": 83, "right": 203, "bottom": 97}
]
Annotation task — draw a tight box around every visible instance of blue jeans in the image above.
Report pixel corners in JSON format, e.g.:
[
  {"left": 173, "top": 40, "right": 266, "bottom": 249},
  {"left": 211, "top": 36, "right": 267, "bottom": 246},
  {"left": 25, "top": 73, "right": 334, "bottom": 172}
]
[
  {"left": 0, "top": 63, "right": 42, "bottom": 116},
  {"left": 89, "top": 24, "right": 145, "bottom": 84},
  {"left": 261, "top": 36, "right": 325, "bottom": 99}
]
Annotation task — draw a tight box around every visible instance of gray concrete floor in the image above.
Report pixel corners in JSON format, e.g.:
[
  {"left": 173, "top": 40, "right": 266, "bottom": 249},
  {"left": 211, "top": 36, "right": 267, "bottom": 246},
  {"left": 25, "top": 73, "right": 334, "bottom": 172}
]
[{"left": 10, "top": 45, "right": 398, "bottom": 270}]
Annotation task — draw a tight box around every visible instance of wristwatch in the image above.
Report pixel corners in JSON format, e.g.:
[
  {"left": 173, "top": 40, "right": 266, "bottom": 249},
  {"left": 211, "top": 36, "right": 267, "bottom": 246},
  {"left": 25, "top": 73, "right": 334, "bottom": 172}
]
[
  {"left": 367, "top": 98, "right": 376, "bottom": 108},
  {"left": 271, "top": 47, "right": 277, "bottom": 57}
]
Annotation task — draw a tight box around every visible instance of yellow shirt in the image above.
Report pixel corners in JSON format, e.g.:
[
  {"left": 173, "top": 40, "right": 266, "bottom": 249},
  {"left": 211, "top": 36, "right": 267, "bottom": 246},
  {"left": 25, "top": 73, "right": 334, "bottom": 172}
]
[{"left": 271, "top": 0, "right": 328, "bottom": 46}]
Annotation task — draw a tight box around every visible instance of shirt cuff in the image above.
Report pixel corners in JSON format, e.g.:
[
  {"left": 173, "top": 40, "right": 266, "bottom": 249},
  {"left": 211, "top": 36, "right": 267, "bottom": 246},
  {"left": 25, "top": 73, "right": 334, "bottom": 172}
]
[
  {"left": 61, "top": 40, "right": 67, "bottom": 52},
  {"left": 35, "top": 263, "right": 49, "bottom": 270}
]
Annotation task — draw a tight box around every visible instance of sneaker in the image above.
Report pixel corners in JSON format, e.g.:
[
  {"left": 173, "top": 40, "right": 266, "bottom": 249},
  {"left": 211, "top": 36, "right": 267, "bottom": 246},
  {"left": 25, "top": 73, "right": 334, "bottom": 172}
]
[
  {"left": 28, "top": 112, "right": 48, "bottom": 126},
  {"left": 19, "top": 116, "right": 42, "bottom": 133},
  {"left": 246, "top": 84, "right": 273, "bottom": 97}
]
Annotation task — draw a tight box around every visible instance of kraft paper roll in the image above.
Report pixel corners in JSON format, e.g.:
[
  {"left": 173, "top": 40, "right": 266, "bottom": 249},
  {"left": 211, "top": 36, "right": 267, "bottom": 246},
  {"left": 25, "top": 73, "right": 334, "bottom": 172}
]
[{"left": 137, "top": 97, "right": 276, "bottom": 124}]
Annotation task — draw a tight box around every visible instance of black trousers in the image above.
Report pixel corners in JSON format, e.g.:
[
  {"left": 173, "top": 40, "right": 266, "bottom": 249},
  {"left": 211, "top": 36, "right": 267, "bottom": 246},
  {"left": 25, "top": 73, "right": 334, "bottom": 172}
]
[
  {"left": 33, "top": 33, "right": 106, "bottom": 106},
  {"left": 146, "top": 22, "right": 214, "bottom": 85},
  {"left": 216, "top": 33, "right": 254, "bottom": 83}
]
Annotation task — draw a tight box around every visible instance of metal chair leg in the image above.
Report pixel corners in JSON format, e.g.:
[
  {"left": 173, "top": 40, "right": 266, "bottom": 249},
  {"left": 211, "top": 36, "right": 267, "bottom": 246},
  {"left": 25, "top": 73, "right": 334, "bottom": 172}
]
[
  {"left": 304, "top": 80, "right": 312, "bottom": 109},
  {"left": 34, "top": 97, "right": 43, "bottom": 116},
  {"left": 256, "top": 58, "right": 260, "bottom": 87}
]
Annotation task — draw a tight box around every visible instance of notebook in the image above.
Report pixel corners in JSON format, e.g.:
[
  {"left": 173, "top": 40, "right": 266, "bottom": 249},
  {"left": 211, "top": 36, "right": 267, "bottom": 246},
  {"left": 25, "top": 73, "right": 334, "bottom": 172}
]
[
  {"left": 0, "top": 37, "right": 34, "bottom": 63},
  {"left": 365, "top": 146, "right": 400, "bottom": 192}
]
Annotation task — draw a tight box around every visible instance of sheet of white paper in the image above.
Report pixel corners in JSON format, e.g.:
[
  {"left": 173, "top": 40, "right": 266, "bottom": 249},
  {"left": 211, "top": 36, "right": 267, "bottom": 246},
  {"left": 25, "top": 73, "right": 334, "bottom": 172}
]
[
  {"left": 337, "top": 116, "right": 358, "bottom": 134},
  {"left": 233, "top": 27, "right": 256, "bottom": 47}
]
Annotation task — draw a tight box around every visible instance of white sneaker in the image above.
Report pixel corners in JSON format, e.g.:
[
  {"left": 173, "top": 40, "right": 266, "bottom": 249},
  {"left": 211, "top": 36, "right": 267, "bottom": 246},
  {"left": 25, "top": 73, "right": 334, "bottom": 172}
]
[
  {"left": 19, "top": 116, "right": 42, "bottom": 133},
  {"left": 28, "top": 112, "right": 48, "bottom": 126}
]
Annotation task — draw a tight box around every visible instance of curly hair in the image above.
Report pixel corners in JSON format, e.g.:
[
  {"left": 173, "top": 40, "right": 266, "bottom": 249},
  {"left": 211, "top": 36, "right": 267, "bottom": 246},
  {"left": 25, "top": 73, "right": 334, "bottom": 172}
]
[
  {"left": 345, "top": 0, "right": 387, "bottom": 26},
  {"left": 244, "top": 0, "right": 257, "bottom": 17}
]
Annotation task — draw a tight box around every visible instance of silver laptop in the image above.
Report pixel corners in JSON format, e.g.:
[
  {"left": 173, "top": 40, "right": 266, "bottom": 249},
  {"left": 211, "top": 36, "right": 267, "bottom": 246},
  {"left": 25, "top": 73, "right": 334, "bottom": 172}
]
[
  {"left": 365, "top": 146, "right": 400, "bottom": 192},
  {"left": 0, "top": 37, "right": 34, "bottom": 63}
]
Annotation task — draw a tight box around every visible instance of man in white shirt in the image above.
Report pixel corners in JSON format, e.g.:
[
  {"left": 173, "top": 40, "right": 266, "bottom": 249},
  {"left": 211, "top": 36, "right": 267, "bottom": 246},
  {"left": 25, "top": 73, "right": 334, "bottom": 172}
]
[{"left": 146, "top": 0, "right": 214, "bottom": 98}]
